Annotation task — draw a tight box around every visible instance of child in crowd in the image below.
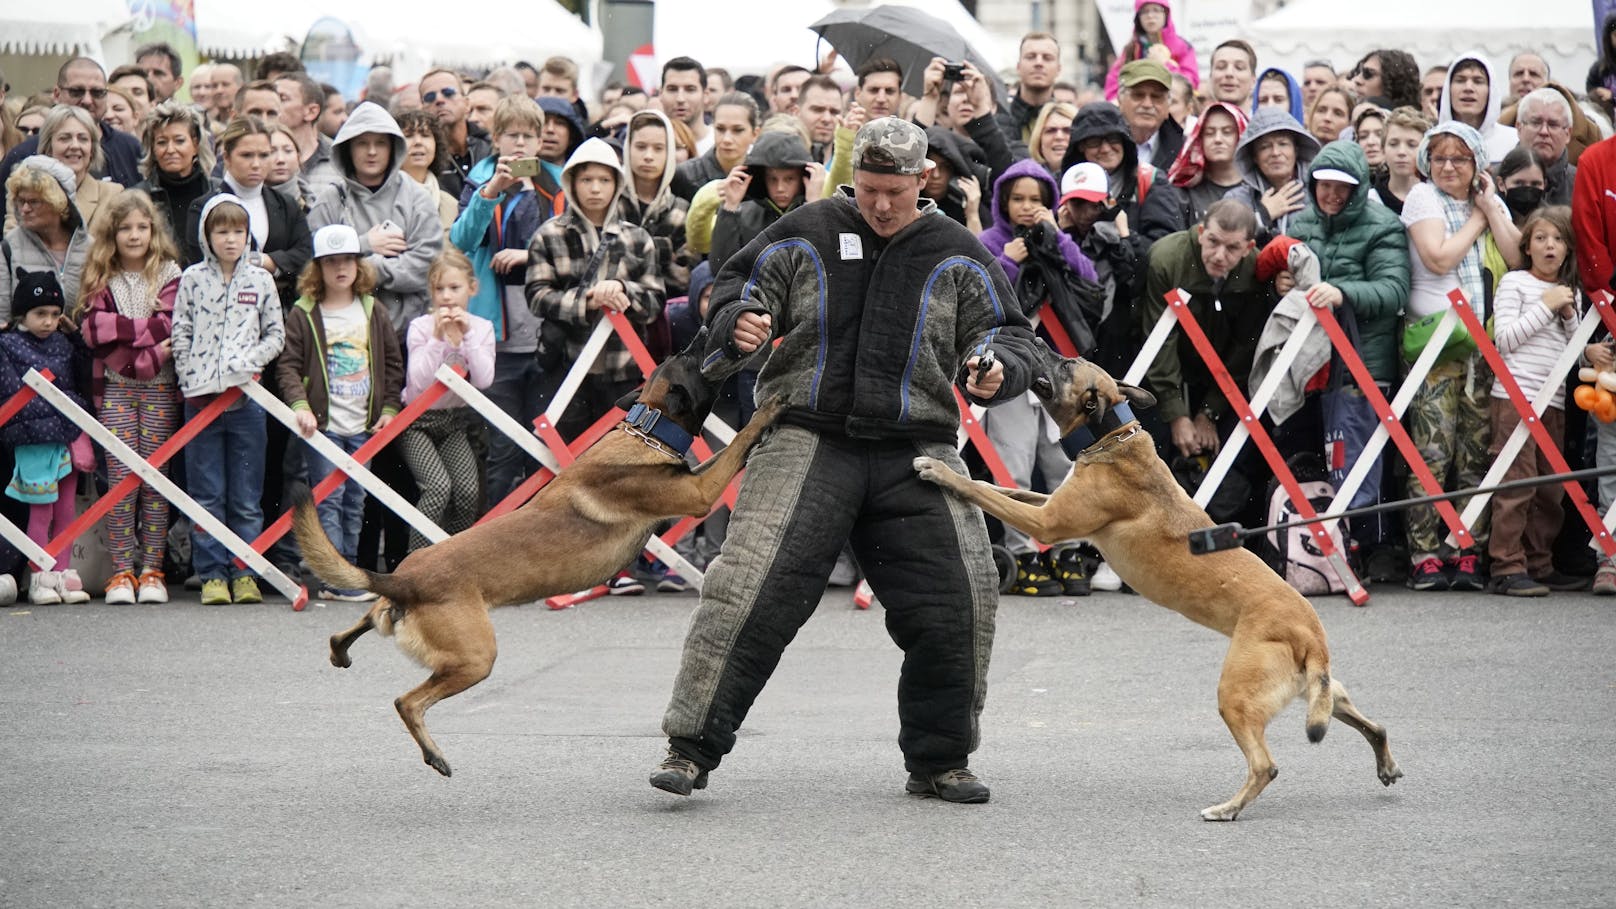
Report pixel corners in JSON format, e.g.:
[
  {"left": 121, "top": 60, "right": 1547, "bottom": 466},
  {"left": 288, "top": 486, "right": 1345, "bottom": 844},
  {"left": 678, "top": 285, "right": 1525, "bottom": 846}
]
[
  {"left": 278, "top": 224, "right": 402, "bottom": 602},
  {"left": 0, "top": 270, "right": 94, "bottom": 605},
  {"left": 172, "top": 194, "right": 285, "bottom": 606},
  {"left": 708, "top": 131, "right": 823, "bottom": 271},
  {"left": 76, "top": 190, "right": 183, "bottom": 604},
  {"left": 1488, "top": 206, "right": 1583, "bottom": 597},
  {"left": 400, "top": 250, "right": 495, "bottom": 550}
]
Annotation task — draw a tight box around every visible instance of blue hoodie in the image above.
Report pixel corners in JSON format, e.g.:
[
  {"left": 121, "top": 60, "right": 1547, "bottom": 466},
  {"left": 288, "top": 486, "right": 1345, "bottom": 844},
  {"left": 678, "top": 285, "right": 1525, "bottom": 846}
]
[
  {"left": 1252, "top": 67, "right": 1305, "bottom": 123},
  {"left": 977, "top": 158, "right": 1097, "bottom": 286}
]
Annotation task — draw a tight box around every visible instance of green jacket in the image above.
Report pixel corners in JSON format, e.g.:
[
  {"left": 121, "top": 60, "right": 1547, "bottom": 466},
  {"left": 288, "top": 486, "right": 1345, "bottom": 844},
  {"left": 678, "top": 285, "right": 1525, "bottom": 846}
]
[
  {"left": 1140, "top": 227, "right": 1267, "bottom": 424},
  {"left": 1285, "top": 141, "right": 1410, "bottom": 384}
]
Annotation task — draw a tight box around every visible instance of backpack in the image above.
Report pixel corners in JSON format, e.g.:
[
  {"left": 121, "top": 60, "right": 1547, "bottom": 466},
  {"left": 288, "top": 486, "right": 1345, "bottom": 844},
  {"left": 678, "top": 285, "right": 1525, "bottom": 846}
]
[{"left": 1264, "top": 452, "right": 1349, "bottom": 596}]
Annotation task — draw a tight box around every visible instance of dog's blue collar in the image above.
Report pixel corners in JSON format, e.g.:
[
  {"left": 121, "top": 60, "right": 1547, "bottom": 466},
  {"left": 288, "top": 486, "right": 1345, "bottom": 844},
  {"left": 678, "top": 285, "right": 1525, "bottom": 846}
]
[
  {"left": 1060, "top": 401, "right": 1137, "bottom": 459},
  {"left": 622, "top": 403, "right": 694, "bottom": 457}
]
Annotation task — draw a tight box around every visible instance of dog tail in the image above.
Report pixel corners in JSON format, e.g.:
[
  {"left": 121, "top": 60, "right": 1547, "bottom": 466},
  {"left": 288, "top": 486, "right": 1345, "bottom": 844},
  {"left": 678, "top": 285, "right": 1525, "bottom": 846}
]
[
  {"left": 290, "top": 490, "right": 418, "bottom": 604},
  {"left": 1304, "top": 654, "right": 1332, "bottom": 744}
]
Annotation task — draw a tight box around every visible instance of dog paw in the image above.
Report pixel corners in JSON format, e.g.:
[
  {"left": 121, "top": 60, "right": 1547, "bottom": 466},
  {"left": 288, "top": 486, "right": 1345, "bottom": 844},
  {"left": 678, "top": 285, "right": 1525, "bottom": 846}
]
[
  {"left": 913, "top": 456, "right": 944, "bottom": 483},
  {"left": 329, "top": 646, "right": 351, "bottom": 669},
  {"left": 1200, "top": 803, "right": 1241, "bottom": 822},
  {"left": 755, "top": 395, "right": 788, "bottom": 423},
  {"left": 1379, "top": 762, "right": 1403, "bottom": 786},
  {"left": 425, "top": 753, "right": 452, "bottom": 777}
]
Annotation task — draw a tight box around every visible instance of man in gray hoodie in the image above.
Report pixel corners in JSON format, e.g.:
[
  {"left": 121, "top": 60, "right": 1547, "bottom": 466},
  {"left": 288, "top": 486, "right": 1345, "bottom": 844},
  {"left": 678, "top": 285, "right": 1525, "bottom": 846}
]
[{"left": 308, "top": 101, "right": 444, "bottom": 335}]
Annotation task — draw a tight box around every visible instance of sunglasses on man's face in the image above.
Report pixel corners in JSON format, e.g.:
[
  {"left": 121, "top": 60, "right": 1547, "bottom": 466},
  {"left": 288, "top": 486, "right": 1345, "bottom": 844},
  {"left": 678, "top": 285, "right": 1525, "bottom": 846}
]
[
  {"left": 61, "top": 85, "right": 108, "bottom": 100},
  {"left": 422, "top": 86, "right": 459, "bottom": 104}
]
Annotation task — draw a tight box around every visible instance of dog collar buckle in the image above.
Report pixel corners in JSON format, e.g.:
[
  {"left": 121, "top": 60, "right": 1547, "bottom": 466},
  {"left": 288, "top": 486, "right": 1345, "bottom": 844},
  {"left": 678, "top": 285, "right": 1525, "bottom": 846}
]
[
  {"left": 1060, "top": 401, "right": 1136, "bottom": 458},
  {"left": 623, "top": 403, "right": 694, "bottom": 457}
]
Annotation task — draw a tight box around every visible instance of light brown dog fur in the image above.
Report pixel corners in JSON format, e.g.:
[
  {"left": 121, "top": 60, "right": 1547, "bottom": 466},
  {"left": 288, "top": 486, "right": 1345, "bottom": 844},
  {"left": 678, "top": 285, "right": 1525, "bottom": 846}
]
[
  {"left": 913, "top": 355, "right": 1401, "bottom": 820},
  {"left": 295, "top": 348, "right": 784, "bottom": 777}
]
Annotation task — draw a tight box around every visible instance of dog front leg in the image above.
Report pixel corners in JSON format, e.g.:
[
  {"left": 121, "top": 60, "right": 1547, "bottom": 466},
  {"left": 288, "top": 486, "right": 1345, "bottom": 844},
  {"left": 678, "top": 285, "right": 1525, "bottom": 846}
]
[
  {"left": 674, "top": 398, "right": 788, "bottom": 514},
  {"left": 913, "top": 456, "right": 1064, "bottom": 544}
]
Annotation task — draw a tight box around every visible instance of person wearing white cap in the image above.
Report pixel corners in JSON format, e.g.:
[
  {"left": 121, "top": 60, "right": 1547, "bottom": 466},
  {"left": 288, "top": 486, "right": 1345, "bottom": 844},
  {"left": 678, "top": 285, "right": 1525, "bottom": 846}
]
[{"left": 276, "top": 223, "right": 403, "bottom": 601}]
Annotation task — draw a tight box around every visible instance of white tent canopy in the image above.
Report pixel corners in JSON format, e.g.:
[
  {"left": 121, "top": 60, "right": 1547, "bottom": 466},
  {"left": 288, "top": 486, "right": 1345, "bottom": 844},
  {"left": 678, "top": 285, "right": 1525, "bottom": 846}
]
[
  {"left": 0, "top": 0, "right": 130, "bottom": 57},
  {"left": 1246, "top": 0, "right": 1596, "bottom": 87}
]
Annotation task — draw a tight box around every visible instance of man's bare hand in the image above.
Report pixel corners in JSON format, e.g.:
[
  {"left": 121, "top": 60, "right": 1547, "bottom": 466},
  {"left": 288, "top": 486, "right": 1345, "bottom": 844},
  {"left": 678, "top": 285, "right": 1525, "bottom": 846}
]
[{"left": 734, "top": 312, "right": 772, "bottom": 353}]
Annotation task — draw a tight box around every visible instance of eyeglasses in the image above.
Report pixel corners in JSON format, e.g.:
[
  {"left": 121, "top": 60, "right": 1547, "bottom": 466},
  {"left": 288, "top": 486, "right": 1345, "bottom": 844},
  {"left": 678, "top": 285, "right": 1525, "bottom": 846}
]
[
  {"left": 1429, "top": 155, "right": 1475, "bottom": 169},
  {"left": 1521, "top": 116, "right": 1570, "bottom": 131},
  {"left": 1043, "top": 125, "right": 1071, "bottom": 136},
  {"left": 1079, "top": 136, "right": 1124, "bottom": 150},
  {"left": 1353, "top": 66, "right": 1379, "bottom": 81},
  {"left": 60, "top": 85, "right": 108, "bottom": 100},
  {"left": 14, "top": 197, "right": 48, "bottom": 210},
  {"left": 422, "top": 86, "right": 459, "bottom": 103}
]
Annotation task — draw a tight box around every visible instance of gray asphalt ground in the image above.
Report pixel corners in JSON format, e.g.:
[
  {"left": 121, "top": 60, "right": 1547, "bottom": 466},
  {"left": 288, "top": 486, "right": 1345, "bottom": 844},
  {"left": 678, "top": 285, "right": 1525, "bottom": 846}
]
[{"left": 2, "top": 581, "right": 1612, "bottom": 908}]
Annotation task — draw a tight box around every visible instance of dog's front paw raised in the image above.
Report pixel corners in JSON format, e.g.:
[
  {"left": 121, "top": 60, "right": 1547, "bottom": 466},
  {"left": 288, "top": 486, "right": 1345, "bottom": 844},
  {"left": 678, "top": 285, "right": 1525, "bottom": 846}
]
[
  {"left": 754, "top": 395, "right": 788, "bottom": 424},
  {"left": 913, "top": 456, "right": 948, "bottom": 484}
]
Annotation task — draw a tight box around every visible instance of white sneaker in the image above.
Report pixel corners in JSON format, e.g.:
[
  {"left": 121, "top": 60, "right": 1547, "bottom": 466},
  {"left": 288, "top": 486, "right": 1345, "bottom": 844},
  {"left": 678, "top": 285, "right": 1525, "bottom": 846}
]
[
  {"left": 57, "top": 569, "right": 91, "bottom": 604},
  {"left": 0, "top": 574, "right": 16, "bottom": 605},
  {"left": 29, "top": 570, "right": 63, "bottom": 605},
  {"left": 1091, "top": 561, "right": 1123, "bottom": 592}
]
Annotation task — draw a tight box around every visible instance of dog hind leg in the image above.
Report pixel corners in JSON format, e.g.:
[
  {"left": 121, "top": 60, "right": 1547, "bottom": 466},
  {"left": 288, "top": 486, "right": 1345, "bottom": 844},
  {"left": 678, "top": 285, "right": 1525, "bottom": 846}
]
[
  {"left": 329, "top": 610, "right": 377, "bottom": 668},
  {"left": 395, "top": 611, "right": 498, "bottom": 777},
  {"left": 1329, "top": 678, "right": 1404, "bottom": 787},
  {"left": 1201, "top": 643, "right": 1295, "bottom": 821}
]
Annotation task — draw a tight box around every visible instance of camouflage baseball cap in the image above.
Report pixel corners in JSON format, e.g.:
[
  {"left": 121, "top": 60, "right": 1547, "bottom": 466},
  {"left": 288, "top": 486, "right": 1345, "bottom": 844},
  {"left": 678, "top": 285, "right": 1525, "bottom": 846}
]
[{"left": 852, "top": 117, "right": 934, "bottom": 175}]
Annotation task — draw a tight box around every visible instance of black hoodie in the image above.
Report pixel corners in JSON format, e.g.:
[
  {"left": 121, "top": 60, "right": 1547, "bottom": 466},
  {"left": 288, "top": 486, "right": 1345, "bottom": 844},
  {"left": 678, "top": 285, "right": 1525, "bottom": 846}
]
[
  {"left": 1060, "top": 102, "right": 1186, "bottom": 246},
  {"left": 709, "top": 132, "right": 814, "bottom": 271}
]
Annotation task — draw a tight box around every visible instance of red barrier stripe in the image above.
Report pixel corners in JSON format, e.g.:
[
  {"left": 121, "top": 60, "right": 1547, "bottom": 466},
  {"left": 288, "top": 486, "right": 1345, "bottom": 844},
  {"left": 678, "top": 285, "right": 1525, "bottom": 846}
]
[
  {"left": 1308, "top": 302, "right": 1475, "bottom": 549},
  {"left": 954, "top": 388, "right": 1016, "bottom": 488},
  {"left": 0, "top": 367, "right": 49, "bottom": 426},
  {"left": 1039, "top": 312, "right": 1081, "bottom": 359},
  {"left": 1450, "top": 290, "right": 1616, "bottom": 557}
]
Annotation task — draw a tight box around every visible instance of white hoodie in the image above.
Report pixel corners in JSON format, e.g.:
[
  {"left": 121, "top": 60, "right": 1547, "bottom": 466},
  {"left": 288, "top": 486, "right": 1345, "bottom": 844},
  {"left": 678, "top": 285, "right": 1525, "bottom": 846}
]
[
  {"left": 172, "top": 194, "right": 285, "bottom": 398},
  {"left": 1437, "top": 52, "right": 1520, "bottom": 166}
]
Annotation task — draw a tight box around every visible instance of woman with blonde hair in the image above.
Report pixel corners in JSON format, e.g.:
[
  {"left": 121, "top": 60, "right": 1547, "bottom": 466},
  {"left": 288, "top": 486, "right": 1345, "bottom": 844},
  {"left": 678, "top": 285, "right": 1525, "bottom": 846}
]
[
  {"left": 10, "top": 106, "right": 122, "bottom": 233},
  {"left": 132, "top": 101, "right": 216, "bottom": 249},
  {"left": 1028, "top": 101, "right": 1077, "bottom": 179},
  {"left": 1, "top": 156, "right": 91, "bottom": 321}
]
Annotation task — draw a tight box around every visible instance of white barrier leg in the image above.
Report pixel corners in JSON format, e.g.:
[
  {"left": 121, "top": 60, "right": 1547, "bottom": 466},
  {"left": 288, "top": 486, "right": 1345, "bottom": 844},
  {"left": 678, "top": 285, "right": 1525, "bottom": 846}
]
[
  {"left": 1122, "top": 307, "right": 1178, "bottom": 387},
  {"left": 541, "top": 318, "right": 615, "bottom": 427},
  {"left": 0, "top": 513, "right": 55, "bottom": 571},
  {"left": 237, "top": 382, "right": 450, "bottom": 545},
  {"left": 22, "top": 370, "right": 302, "bottom": 603}
]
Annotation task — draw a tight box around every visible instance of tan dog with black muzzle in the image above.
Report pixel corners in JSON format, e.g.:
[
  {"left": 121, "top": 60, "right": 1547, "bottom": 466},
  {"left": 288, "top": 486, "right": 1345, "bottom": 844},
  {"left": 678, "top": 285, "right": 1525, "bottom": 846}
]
[
  {"left": 913, "top": 354, "right": 1402, "bottom": 820},
  {"left": 295, "top": 332, "right": 784, "bottom": 778}
]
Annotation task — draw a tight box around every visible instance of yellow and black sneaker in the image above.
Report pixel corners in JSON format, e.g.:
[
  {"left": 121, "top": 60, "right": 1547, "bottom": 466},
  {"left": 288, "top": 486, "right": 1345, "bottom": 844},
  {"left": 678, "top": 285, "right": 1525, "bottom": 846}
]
[
  {"left": 1047, "top": 548, "right": 1091, "bottom": 597},
  {"left": 1011, "top": 552, "right": 1063, "bottom": 596}
]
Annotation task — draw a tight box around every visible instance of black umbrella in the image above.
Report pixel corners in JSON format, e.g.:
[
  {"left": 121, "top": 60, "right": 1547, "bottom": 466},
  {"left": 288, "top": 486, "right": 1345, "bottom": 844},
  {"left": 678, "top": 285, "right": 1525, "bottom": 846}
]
[{"left": 809, "top": 4, "right": 1007, "bottom": 105}]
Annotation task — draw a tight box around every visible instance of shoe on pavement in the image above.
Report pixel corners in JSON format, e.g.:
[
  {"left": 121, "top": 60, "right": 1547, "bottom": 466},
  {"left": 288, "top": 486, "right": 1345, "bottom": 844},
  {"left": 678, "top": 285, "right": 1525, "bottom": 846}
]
[
  {"left": 319, "top": 586, "right": 377, "bottom": 602},
  {"left": 58, "top": 568, "right": 91, "bottom": 604},
  {"left": 1534, "top": 571, "right": 1589, "bottom": 592},
  {"left": 1594, "top": 561, "right": 1616, "bottom": 596},
  {"left": 1492, "top": 573, "right": 1550, "bottom": 597},
  {"left": 608, "top": 574, "right": 646, "bottom": 596},
  {"left": 231, "top": 576, "right": 263, "bottom": 604},
  {"left": 1091, "top": 561, "right": 1123, "bottom": 592},
  {"left": 0, "top": 574, "right": 16, "bottom": 606},
  {"left": 1009, "top": 552, "right": 1062, "bottom": 596},
  {"left": 28, "top": 570, "right": 62, "bottom": 605},
  {"left": 649, "top": 750, "right": 709, "bottom": 795},
  {"left": 1047, "top": 548, "right": 1091, "bottom": 597},
  {"left": 657, "top": 572, "right": 692, "bottom": 593},
  {"left": 1408, "top": 557, "right": 1449, "bottom": 591},
  {"left": 905, "top": 768, "right": 990, "bottom": 804},
  {"left": 1448, "top": 553, "right": 1485, "bottom": 591},
  {"left": 136, "top": 570, "right": 169, "bottom": 604},
  {"left": 104, "top": 570, "right": 138, "bottom": 605},
  {"left": 201, "top": 578, "right": 232, "bottom": 606}
]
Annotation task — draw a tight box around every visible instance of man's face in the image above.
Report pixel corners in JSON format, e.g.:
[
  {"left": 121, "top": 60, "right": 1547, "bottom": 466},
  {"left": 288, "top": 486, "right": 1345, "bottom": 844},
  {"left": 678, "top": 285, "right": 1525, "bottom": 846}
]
[
  {"left": 210, "top": 69, "right": 241, "bottom": 115},
  {"left": 466, "top": 88, "right": 500, "bottom": 132},
  {"left": 1421, "top": 70, "right": 1446, "bottom": 118},
  {"left": 420, "top": 73, "right": 467, "bottom": 127},
  {"left": 539, "top": 118, "right": 572, "bottom": 163},
  {"left": 112, "top": 74, "right": 151, "bottom": 112},
  {"left": 856, "top": 71, "right": 902, "bottom": 119},
  {"left": 54, "top": 63, "right": 108, "bottom": 120},
  {"left": 538, "top": 72, "right": 576, "bottom": 101},
  {"left": 853, "top": 169, "right": 925, "bottom": 238},
  {"left": 798, "top": 86, "right": 841, "bottom": 145},
  {"left": 1517, "top": 100, "right": 1571, "bottom": 163},
  {"left": 350, "top": 132, "right": 393, "bottom": 184},
  {"left": 704, "top": 73, "right": 728, "bottom": 112},
  {"left": 137, "top": 53, "right": 180, "bottom": 101},
  {"left": 1314, "top": 179, "right": 1353, "bottom": 216},
  {"left": 772, "top": 70, "right": 809, "bottom": 114},
  {"left": 1510, "top": 54, "right": 1548, "bottom": 100},
  {"left": 1449, "top": 64, "right": 1489, "bottom": 124},
  {"left": 521, "top": 67, "right": 539, "bottom": 98},
  {"left": 1197, "top": 222, "right": 1253, "bottom": 279},
  {"left": 1300, "top": 65, "right": 1334, "bottom": 108},
  {"left": 1209, "top": 48, "right": 1254, "bottom": 104},
  {"left": 1018, "top": 38, "right": 1060, "bottom": 91},
  {"left": 320, "top": 93, "right": 348, "bottom": 138},
  {"left": 661, "top": 68, "right": 704, "bottom": 126},
  {"left": 276, "top": 79, "right": 315, "bottom": 129},
  {"left": 239, "top": 89, "right": 280, "bottom": 123},
  {"left": 1119, "top": 81, "right": 1168, "bottom": 137}
]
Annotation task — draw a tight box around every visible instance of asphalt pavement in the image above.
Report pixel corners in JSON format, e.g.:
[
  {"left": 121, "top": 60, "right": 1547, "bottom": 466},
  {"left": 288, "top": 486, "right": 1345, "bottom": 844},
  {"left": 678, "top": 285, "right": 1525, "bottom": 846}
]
[{"left": 2, "top": 581, "right": 1612, "bottom": 908}]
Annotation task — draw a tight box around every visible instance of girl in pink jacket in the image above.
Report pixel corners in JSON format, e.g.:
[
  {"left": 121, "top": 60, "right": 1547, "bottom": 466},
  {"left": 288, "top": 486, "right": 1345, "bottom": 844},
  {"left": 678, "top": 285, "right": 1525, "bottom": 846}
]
[{"left": 1104, "top": 0, "right": 1200, "bottom": 101}]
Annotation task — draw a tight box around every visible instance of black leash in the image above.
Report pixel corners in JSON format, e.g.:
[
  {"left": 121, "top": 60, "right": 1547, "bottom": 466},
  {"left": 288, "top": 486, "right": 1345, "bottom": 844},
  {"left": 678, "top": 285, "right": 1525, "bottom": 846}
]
[{"left": 1188, "top": 463, "right": 1616, "bottom": 554}]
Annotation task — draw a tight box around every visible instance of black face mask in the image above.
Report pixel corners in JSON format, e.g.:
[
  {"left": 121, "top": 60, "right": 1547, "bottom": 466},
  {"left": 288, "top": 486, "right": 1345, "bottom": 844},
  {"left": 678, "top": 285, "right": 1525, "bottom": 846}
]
[{"left": 1504, "top": 185, "right": 1545, "bottom": 219}]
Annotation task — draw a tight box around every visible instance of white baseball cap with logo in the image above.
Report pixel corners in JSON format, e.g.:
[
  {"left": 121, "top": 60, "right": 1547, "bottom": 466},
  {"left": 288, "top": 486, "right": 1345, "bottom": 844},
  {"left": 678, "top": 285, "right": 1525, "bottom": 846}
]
[
  {"left": 313, "top": 224, "right": 362, "bottom": 259},
  {"left": 1058, "top": 162, "right": 1110, "bottom": 207},
  {"left": 1311, "top": 167, "right": 1360, "bottom": 186}
]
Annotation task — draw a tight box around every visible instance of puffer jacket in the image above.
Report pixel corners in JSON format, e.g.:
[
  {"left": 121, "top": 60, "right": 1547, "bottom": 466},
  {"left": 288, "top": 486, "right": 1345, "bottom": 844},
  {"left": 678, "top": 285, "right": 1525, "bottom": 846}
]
[
  {"left": 308, "top": 101, "right": 445, "bottom": 334},
  {"left": 702, "top": 188, "right": 1041, "bottom": 442},
  {"left": 1224, "top": 106, "right": 1320, "bottom": 246},
  {"left": 171, "top": 194, "right": 286, "bottom": 398},
  {"left": 0, "top": 328, "right": 88, "bottom": 447},
  {"left": 1284, "top": 140, "right": 1410, "bottom": 384},
  {"left": 0, "top": 156, "right": 91, "bottom": 322}
]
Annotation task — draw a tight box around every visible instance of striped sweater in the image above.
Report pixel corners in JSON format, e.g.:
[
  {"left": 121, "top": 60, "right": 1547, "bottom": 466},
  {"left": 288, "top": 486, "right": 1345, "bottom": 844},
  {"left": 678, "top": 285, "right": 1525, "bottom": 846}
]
[
  {"left": 77, "top": 267, "right": 180, "bottom": 408},
  {"left": 1491, "top": 271, "right": 1578, "bottom": 408}
]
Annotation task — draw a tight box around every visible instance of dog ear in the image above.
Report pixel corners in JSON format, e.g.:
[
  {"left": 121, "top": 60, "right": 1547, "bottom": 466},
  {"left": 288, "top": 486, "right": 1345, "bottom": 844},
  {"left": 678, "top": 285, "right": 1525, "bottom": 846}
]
[
  {"left": 1118, "top": 383, "right": 1157, "bottom": 409},
  {"left": 1032, "top": 376, "right": 1054, "bottom": 397}
]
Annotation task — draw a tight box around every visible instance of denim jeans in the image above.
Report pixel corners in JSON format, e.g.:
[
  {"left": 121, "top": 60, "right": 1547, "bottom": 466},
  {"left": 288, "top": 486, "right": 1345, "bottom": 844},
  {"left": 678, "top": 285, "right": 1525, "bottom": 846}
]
[
  {"left": 185, "top": 401, "right": 267, "bottom": 581},
  {"left": 304, "top": 430, "right": 370, "bottom": 561},
  {"left": 482, "top": 350, "right": 546, "bottom": 508}
]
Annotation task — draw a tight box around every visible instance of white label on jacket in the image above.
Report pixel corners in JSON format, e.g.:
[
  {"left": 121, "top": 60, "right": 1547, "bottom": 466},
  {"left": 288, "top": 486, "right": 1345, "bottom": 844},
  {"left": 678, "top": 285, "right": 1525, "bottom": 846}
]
[{"left": 839, "top": 233, "right": 862, "bottom": 260}]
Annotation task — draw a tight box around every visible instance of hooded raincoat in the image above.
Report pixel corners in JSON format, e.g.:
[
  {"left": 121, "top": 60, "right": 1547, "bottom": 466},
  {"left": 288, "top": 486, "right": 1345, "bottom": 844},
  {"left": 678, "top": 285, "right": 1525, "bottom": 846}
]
[
  {"left": 1251, "top": 67, "right": 1305, "bottom": 123},
  {"left": 711, "top": 131, "right": 814, "bottom": 271},
  {"left": 1223, "top": 106, "right": 1320, "bottom": 245}
]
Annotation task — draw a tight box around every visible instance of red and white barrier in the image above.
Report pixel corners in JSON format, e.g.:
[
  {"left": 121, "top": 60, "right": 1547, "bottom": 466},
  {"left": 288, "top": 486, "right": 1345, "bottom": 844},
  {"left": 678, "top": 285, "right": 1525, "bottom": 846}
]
[{"left": 0, "top": 371, "right": 59, "bottom": 570}]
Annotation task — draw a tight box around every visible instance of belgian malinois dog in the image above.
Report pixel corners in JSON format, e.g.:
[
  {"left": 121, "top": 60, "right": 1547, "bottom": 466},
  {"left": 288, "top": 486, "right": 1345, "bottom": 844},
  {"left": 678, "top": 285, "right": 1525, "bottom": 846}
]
[{"left": 913, "top": 354, "right": 1401, "bottom": 820}]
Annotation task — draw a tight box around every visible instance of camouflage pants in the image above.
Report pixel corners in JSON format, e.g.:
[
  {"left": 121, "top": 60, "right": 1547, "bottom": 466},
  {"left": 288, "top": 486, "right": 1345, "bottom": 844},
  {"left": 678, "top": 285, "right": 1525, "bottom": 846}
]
[{"left": 1405, "top": 359, "right": 1493, "bottom": 561}]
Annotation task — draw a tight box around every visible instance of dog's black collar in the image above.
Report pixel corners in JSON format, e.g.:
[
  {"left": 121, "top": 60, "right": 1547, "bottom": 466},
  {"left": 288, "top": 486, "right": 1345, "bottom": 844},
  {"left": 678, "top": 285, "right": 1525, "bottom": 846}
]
[
  {"left": 621, "top": 403, "right": 694, "bottom": 457},
  {"left": 1060, "top": 401, "right": 1137, "bottom": 458}
]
